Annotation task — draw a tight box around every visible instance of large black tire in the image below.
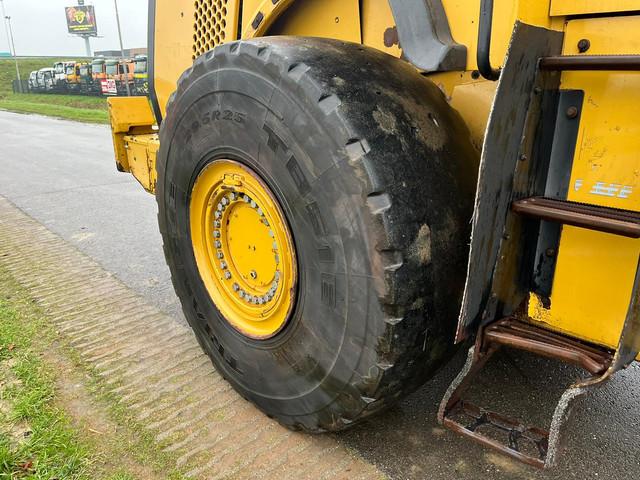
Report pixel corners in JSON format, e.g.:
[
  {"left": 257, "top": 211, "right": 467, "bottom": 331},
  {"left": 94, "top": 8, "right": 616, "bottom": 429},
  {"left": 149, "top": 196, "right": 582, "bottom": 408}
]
[{"left": 156, "top": 37, "right": 478, "bottom": 431}]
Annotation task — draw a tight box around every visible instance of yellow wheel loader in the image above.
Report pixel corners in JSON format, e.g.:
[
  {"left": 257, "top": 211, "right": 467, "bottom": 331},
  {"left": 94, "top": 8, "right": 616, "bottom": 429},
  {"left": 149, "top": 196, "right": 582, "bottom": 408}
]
[{"left": 107, "top": 0, "right": 640, "bottom": 468}]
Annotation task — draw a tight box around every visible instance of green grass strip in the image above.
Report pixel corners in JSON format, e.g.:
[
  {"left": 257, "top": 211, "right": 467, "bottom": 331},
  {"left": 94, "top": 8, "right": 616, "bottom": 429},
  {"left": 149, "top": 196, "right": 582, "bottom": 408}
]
[{"left": 0, "top": 296, "right": 90, "bottom": 478}]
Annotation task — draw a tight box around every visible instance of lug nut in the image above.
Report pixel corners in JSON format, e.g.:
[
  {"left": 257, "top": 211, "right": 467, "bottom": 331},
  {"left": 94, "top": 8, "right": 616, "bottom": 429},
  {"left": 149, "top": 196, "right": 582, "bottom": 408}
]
[
  {"left": 217, "top": 203, "right": 224, "bottom": 211},
  {"left": 215, "top": 211, "right": 221, "bottom": 219},
  {"left": 229, "top": 192, "right": 237, "bottom": 201},
  {"left": 224, "top": 271, "right": 232, "bottom": 279},
  {"left": 217, "top": 251, "right": 224, "bottom": 259},
  {"left": 220, "top": 261, "right": 227, "bottom": 269},
  {"left": 221, "top": 197, "right": 229, "bottom": 206},
  {"left": 243, "top": 195, "right": 250, "bottom": 203},
  {"left": 232, "top": 283, "right": 239, "bottom": 291},
  {"left": 214, "top": 240, "right": 222, "bottom": 248},
  {"left": 250, "top": 200, "right": 257, "bottom": 208},
  {"left": 257, "top": 208, "right": 263, "bottom": 216},
  {"left": 269, "top": 230, "right": 274, "bottom": 238},
  {"left": 274, "top": 271, "right": 281, "bottom": 281},
  {"left": 213, "top": 230, "right": 220, "bottom": 238},
  {"left": 214, "top": 220, "right": 221, "bottom": 228}
]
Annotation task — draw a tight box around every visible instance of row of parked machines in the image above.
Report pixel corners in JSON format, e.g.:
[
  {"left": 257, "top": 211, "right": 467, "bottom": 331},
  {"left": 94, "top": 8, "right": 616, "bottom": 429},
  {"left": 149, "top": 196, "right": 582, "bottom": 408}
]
[{"left": 27, "top": 56, "right": 148, "bottom": 96}]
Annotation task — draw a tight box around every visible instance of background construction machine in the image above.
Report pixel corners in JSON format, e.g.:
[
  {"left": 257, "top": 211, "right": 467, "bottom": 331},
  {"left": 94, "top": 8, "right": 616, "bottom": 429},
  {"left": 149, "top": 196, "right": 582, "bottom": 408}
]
[
  {"left": 77, "top": 62, "right": 93, "bottom": 95},
  {"left": 114, "top": 59, "right": 135, "bottom": 96},
  {"left": 35, "top": 67, "right": 55, "bottom": 93},
  {"left": 107, "top": 0, "right": 640, "bottom": 468},
  {"left": 65, "top": 62, "right": 83, "bottom": 93},
  {"left": 52, "top": 61, "right": 74, "bottom": 92},
  {"left": 133, "top": 55, "right": 149, "bottom": 95},
  {"left": 90, "top": 58, "right": 106, "bottom": 95}
]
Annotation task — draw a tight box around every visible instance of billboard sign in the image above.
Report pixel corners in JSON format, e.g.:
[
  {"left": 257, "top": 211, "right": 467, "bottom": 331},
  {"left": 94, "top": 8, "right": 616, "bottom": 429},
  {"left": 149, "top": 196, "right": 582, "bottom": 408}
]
[
  {"left": 101, "top": 79, "right": 117, "bottom": 95},
  {"left": 65, "top": 5, "right": 98, "bottom": 35}
]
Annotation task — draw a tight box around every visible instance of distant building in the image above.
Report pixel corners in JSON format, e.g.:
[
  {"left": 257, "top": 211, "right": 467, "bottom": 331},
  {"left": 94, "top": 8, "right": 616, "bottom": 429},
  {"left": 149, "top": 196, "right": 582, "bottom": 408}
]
[
  {"left": 0, "top": 52, "right": 11, "bottom": 57},
  {"left": 94, "top": 47, "right": 147, "bottom": 58}
]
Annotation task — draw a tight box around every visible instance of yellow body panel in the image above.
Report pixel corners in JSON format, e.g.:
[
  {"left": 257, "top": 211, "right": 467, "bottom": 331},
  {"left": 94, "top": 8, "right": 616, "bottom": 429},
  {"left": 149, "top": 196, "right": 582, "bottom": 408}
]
[
  {"left": 550, "top": 0, "right": 640, "bottom": 16},
  {"left": 248, "top": 0, "right": 361, "bottom": 42},
  {"left": 107, "top": 97, "right": 158, "bottom": 193},
  {"left": 529, "top": 16, "right": 640, "bottom": 356},
  {"left": 430, "top": 1, "right": 562, "bottom": 148},
  {"left": 122, "top": 134, "right": 160, "bottom": 194},
  {"left": 360, "top": 0, "right": 401, "bottom": 57},
  {"left": 154, "top": 0, "right": 197, "bottom": 119}
]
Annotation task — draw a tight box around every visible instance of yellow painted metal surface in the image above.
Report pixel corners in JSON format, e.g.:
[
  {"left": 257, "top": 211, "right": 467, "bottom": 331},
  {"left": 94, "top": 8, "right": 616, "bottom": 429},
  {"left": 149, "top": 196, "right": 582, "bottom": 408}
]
[
  {"left": 154, "top": 0, "right": 240, "bottom": 118},
  {"left": 431, "top": 1, "right": 562, "bottom": 148},
  {"left": 550, "top": 0, "right": 640, "bottom": 16},
  {"left": 440, "top": 0, "right": 560, "bottom": 73},
  {"left": 107, "top": 97, "right": 158, "bottom": 192},
  {"left": 193, "top": 0, "right": 241, "bottom": 59},
  {"left": 529, "top": 16, "right": 640, "bottom": 354},
  {"left": 360, "top": 0, "right": 401, "bottom": 57},
  {"left": 248, "top": 0, "right": 361, "bottom": 42},
  {"left": 108, "top": 96, "right": 155, "bottom": 133},
  {"left": 189, "top": 160, "right": 297, "bottom": 338},
  {"left": 154, "top": 0, "right": 197, "bottom": 119},
  {"left": 122, "top": 134, "right": 160, "bottom": 194}
]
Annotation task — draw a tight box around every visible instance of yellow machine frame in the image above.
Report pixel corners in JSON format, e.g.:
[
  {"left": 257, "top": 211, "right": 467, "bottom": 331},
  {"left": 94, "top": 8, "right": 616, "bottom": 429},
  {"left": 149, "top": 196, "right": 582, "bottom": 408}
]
[{"left": 108, "top": 0, "right": 640, "bottom": 358}]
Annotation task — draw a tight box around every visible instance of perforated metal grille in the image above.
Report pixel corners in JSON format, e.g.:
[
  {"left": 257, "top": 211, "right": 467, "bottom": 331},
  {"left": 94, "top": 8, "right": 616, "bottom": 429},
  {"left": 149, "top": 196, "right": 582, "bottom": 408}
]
[{"left": 193, "top": 0, "right": 233, "bottom": 60}]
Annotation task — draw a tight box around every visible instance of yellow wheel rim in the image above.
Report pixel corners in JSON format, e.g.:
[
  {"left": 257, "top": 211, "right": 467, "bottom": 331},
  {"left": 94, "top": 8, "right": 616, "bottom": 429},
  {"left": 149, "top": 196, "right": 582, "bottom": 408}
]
[{"left": 189, "top": 159, "right": 297, "bottom": 339}]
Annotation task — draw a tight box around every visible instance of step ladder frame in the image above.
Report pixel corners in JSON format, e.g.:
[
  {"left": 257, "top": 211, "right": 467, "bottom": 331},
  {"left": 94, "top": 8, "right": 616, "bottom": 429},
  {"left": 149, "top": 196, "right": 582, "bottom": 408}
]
[{"left": 443, "top": 19, "right": 640, "bottom": 469}]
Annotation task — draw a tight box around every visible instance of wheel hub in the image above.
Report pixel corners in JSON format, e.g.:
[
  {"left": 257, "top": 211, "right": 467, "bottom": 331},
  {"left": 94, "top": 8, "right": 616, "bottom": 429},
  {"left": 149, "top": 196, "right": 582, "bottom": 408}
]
[{"left": 190, "top": 160, "right": 297, "bottom": 339}]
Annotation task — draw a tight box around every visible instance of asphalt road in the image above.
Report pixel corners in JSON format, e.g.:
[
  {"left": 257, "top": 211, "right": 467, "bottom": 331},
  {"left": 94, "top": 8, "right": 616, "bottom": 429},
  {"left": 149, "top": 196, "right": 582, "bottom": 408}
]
[{"left": 1, "top": 111, "right": 638, "bottom": 479}]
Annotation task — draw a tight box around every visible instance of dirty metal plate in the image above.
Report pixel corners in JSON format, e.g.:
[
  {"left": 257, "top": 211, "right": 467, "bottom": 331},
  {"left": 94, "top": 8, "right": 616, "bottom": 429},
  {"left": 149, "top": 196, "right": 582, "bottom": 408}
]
[{"left": 456, "top": 22, "right": 564, "bottom": 342}]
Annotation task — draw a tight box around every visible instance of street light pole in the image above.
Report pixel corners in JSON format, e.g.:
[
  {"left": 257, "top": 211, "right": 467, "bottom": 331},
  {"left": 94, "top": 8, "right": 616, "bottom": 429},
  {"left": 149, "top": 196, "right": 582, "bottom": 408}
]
[
  {"left": 0, "top": 0, "right": 21, "bottom": 93},
  {"left": 113, "top": 0, "right": 131, "bottom": 96}
]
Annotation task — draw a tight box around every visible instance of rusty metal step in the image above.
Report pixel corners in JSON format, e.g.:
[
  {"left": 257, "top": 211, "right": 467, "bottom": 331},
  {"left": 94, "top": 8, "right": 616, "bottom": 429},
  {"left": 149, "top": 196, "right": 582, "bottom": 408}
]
[
  {"left": 512, "top": 197, "right": 640, "bottom": 238},
  {"left": 540, "top": 55, "right": 640, "bottom": 71},
  {"left": 439, "top": 318, "right": 614, "bottom": 468}
]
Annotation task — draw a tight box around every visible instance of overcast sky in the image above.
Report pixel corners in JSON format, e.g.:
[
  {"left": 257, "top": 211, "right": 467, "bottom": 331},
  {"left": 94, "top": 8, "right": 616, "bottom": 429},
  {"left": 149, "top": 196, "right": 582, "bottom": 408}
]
[{"left": 0, "top": 0, "right": 147, "bottom": 56}]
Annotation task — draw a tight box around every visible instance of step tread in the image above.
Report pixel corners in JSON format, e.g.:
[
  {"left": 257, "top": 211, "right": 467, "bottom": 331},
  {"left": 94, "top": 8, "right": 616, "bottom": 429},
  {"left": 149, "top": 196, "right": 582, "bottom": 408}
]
[{"left": 512, "top": 196, "right": 640, "bottom": 238}]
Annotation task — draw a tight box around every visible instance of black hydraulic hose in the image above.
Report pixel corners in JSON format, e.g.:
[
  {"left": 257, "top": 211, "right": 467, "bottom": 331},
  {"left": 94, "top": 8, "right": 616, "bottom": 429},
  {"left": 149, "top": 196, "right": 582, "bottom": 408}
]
[{"left": 477, "top": 0, "right": 501, "bottom": 80}]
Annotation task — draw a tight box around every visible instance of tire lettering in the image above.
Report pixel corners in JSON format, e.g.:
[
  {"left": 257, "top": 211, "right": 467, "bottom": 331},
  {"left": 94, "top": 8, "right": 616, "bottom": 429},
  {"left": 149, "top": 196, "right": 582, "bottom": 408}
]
[
  {"left": 321, "top": 273, "right": 336, "bottom": 307},
  {"left": 286, "top": 155, "right": 310, "bottom": 195},
  {"left": 202, "top": 110, "right": 246, "bottom": 124},
  {"left": 305, "top": 202, "right": 326, "bottom": 236}
]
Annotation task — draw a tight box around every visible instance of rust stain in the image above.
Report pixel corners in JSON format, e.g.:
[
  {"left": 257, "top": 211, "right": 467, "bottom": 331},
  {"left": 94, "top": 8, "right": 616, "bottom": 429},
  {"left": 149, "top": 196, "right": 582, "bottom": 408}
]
[{"left": 383, "top": 26, "right": 399, "bottom": 48}]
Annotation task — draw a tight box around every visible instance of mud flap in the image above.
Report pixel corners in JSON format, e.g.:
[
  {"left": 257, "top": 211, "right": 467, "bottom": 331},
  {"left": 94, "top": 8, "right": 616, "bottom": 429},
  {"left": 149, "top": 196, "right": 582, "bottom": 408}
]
[{"left": 455, "top": 22, "right": 563, "bottom": 342}]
